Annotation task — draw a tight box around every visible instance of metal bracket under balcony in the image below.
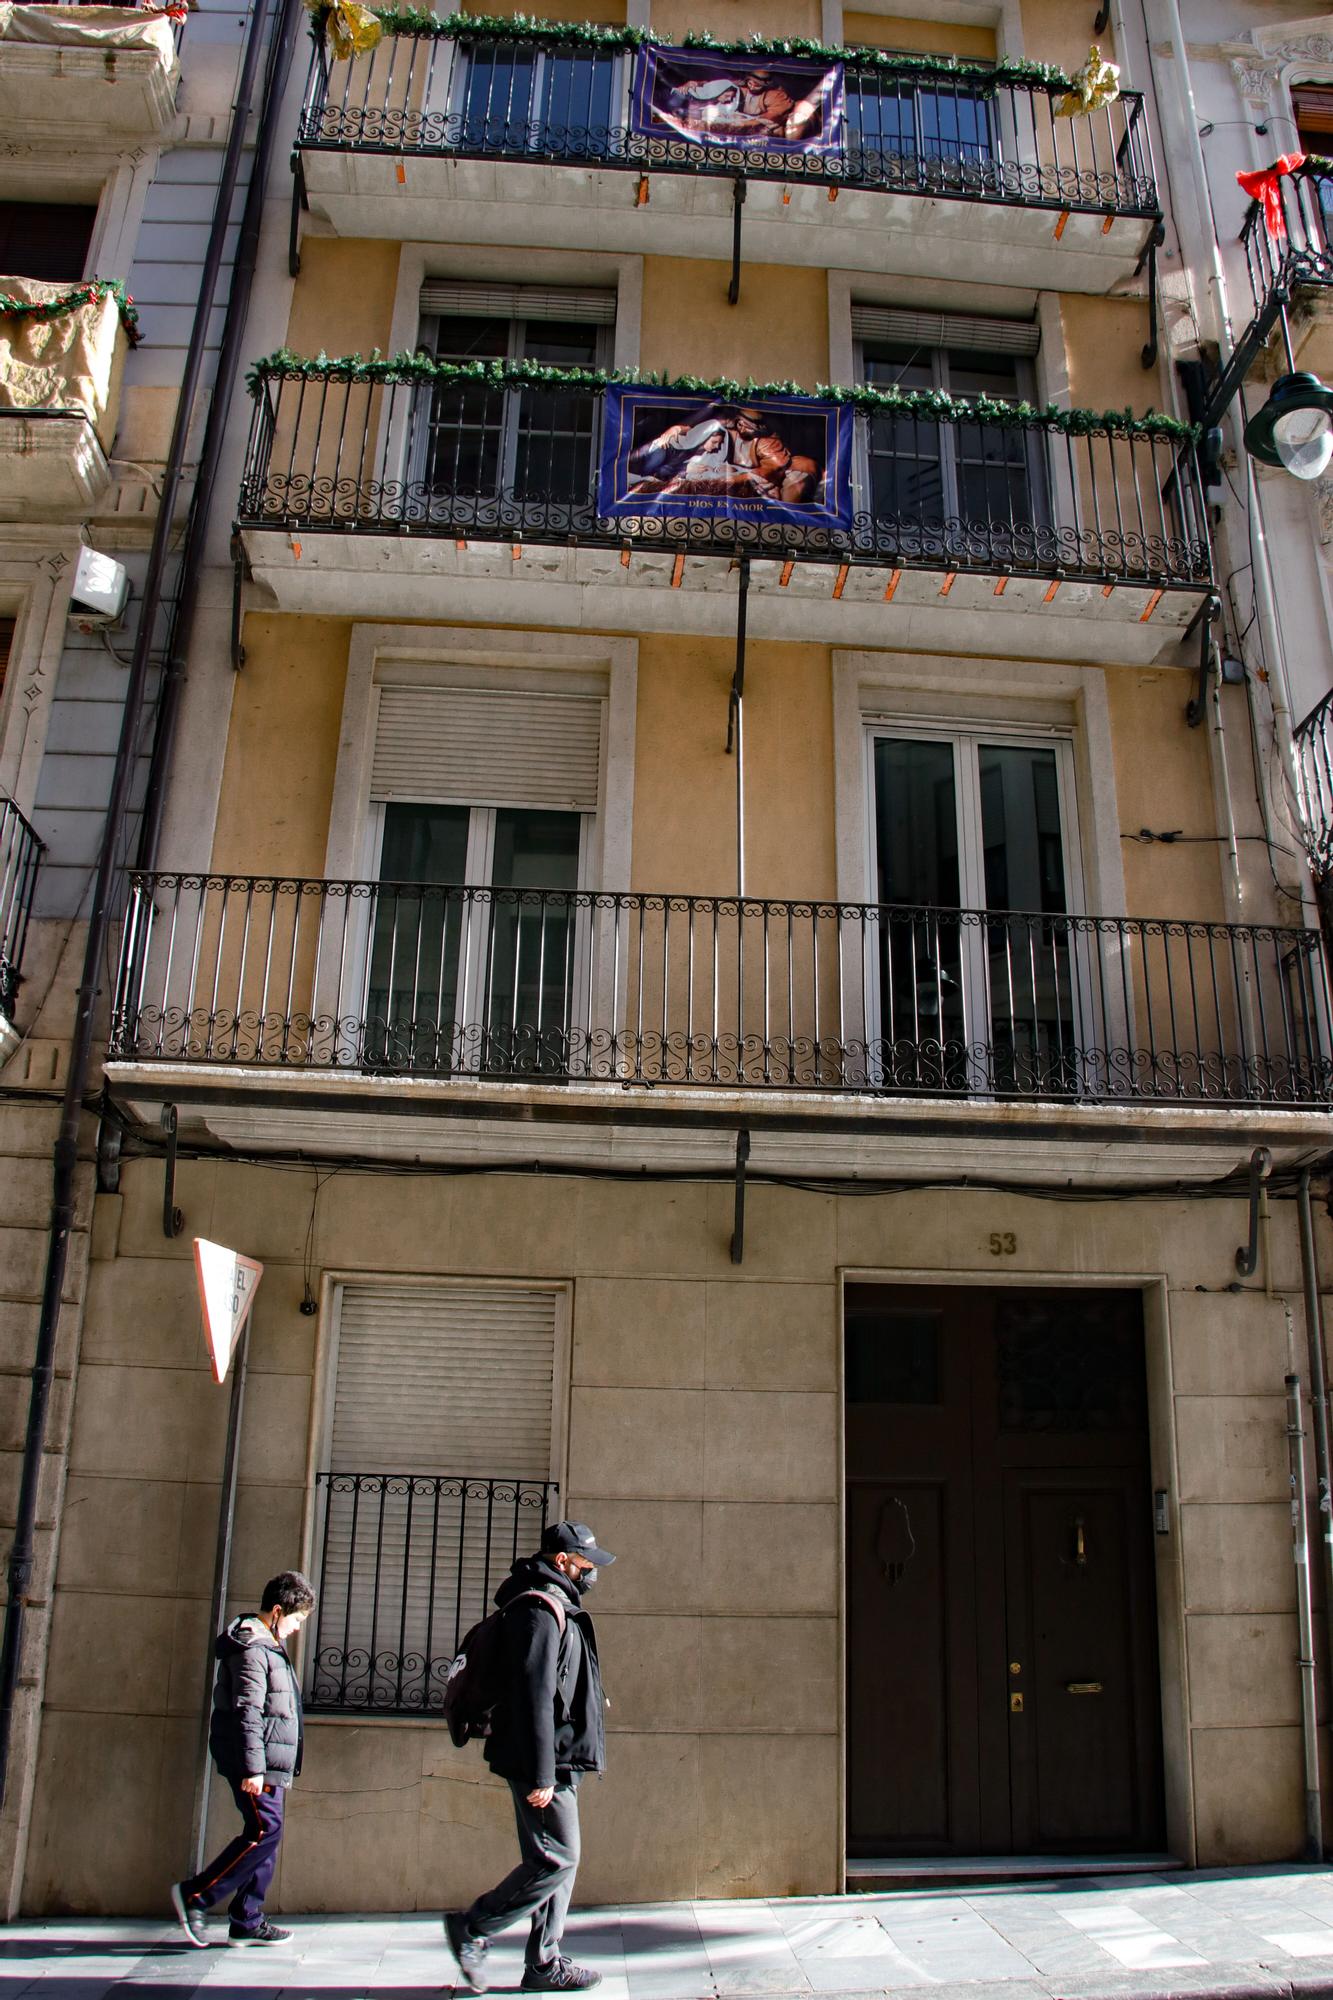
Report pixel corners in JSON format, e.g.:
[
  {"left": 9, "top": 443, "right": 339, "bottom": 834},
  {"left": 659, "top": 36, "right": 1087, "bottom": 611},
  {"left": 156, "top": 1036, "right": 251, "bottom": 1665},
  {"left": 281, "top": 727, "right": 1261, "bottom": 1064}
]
[
  {"left": 296, "top": 37, "right": 1159, "bottom": 295},
  {"left": 237, "top": 362, "right": 1213, "bottom": 666}
]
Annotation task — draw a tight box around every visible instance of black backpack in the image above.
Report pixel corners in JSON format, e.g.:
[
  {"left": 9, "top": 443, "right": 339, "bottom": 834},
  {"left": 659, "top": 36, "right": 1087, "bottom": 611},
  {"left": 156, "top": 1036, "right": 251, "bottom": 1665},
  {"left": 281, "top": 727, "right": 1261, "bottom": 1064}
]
[{"left": 441, "top": 1589, "right": 567, "bottom": 1748}]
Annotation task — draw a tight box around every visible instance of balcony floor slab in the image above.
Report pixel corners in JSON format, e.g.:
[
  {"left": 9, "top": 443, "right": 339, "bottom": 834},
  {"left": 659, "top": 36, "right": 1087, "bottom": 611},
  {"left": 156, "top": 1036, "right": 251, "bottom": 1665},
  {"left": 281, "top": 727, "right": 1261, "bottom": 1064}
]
[
  {"left": 104, "top": 1060, "right": 1332, "bottom": 1183},
  {"left": 299, "top": 150, "right": 1155, "bottom": 296},
  {"left": 0, "top": 412, "right": 111, "bottom": 521},
  {"left": 0, "top": 45, "right": 178, "bottom": 137},
  {"left": 240, "top": 527, "right": 1207, "bottom": 668}
]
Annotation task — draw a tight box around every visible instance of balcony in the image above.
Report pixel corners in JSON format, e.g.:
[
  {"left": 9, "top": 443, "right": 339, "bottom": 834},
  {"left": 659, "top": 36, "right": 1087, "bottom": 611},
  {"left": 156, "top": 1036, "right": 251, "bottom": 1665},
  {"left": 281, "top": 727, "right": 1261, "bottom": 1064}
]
[
  {"left": 0, "top": 793, "right": 43, "bottom": 1045},
  {"left": 1296, "top": 688, "right": 1333, "bottom": 888},
  {"left": 0, "top": 277, "right": 134, "bottom": 519},
  {"left": 297, "top": 30, "right": 1159, "bottom": 294},
  {"left": 0, "top": 2, "right": 181, "bottom": 139},
  {"left": 107, "top": 873, "right": 1332, "bottom": 1116},
  {"left": 1239, "top": 164, "right": 1333, "bottom": 381},
  {"left": 236, "top": 358, "right": 1213, "bottom": 664}
]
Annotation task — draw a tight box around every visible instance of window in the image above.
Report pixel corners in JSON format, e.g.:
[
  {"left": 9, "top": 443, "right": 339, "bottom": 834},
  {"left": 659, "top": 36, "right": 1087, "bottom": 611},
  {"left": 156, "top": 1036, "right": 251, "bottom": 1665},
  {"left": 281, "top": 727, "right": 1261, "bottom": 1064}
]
[
  {"left": 868, "top": 725, "right": 1081, "bottom": 1092},
  {"left": 408, "top": 288, "right": 613, "bottom": 517},
  {"left": 846, "top": 51, "right": 996, "bottom": 171},
  {"left": 454, "top": 40, "right": 624, "bottom": 156},
  {"left": 0, "top": 200, "right": 96, "bottom": 283},
  {"left": 360, "top": 681, "right": 603, "bottom": 1076},
  {"left": 857, "top": 331, "right": 1048, "bottom": 541},
  {"left": 309, "top": 1281, "right": 562, "bottom": 1713}
]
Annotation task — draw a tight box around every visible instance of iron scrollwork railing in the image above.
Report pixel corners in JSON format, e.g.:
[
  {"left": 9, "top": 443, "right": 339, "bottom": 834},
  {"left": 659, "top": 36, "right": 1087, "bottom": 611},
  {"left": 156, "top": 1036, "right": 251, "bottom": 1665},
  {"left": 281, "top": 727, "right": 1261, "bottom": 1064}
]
[
  {"left": 0, "top": 793, "right": 43, "bottom": 1022},
  {"left": 299, "top": 35, "right": 1159, "bottom": 222},
  {"left": 239, "top": 363, "right": 1212, "bottom": 590},
  {"left": 1296, "top": 688, "right": 1333, "bottom": 886},
  {"left": 309, "top": 1471, "right": 558, "bottom": 1713},
  {"left": 1242, "top": 164, "right": 1333, "bottom": 325},
  {"left": 110, "top": 872, "right": 1333, "bottom": 1106}
]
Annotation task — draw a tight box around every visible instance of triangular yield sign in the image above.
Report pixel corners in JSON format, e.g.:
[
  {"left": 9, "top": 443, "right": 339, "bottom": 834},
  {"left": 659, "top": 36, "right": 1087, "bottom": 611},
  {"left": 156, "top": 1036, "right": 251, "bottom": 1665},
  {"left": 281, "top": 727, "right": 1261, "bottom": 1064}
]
[{"left": 193, "top": 1238, "right": 264, "bottom": 1384}]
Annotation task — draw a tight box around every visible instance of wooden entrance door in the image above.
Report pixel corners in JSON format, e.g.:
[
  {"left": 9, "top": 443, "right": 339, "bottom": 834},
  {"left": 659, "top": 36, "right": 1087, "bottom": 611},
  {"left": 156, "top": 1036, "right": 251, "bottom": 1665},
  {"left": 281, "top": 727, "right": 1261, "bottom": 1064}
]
[{"left": 845, "top": 1284, "right": 1163, "bottom": 1857}]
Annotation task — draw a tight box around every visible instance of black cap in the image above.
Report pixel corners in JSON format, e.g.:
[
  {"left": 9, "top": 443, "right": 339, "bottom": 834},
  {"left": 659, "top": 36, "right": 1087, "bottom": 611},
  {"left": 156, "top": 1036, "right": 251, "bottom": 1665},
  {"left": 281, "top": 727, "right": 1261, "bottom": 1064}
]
[{"left": 540, "top": 1520, "right": 616, "bottom": 1566}]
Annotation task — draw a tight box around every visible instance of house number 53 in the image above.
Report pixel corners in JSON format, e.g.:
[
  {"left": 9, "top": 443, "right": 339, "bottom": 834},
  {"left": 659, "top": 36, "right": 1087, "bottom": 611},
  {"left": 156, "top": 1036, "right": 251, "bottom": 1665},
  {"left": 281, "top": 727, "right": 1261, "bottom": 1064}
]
[{"left": 989, "top": 1232, "right": 1017, "bottom": 1256}]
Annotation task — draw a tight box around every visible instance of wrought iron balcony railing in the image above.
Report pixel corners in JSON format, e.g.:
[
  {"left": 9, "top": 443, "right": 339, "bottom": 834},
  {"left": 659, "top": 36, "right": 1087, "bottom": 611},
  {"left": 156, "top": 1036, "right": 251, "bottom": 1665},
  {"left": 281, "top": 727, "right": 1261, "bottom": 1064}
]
[
  {"left": 1296, "top": 688, "right": 1333, "bottom": 886},
  {"left": 0, "top": 794, "right": 42, "bottom": 1021},
  {"left": 240, "top": 361, "right": 1212, "bottom": 590},
  {"left": 309, "top": 1470, "right": 559, "bottom": 1713},
  {"left": 1242, "top": 165, "right": 1333, "bottom": 325},
  {"left": 110, "top": 872, "right": 1332, "bottom": 1107},
  {"left": 299, "top": 33, "right": 1159, "bottom": 223}
]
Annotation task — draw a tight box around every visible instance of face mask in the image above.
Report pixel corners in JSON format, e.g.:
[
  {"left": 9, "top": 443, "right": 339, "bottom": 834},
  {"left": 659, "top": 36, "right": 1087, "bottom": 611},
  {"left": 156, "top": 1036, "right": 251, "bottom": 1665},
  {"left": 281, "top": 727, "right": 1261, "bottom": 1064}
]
[{"left": 570, "top": 1565, "right": 596, "bottom": 1595}]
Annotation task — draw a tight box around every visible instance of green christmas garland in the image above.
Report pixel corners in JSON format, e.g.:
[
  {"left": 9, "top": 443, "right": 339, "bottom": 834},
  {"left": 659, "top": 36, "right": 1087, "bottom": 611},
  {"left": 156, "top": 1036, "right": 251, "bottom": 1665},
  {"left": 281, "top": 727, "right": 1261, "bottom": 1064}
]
[
  {"left": 247, "top": 348, "right": 1198, "bottom": 443},
  {"left": 327, "top": 7, "right": 1074, "bottom": 87},
  {"left": 0, "top": 278, "right": 140, "bottom": 343}
]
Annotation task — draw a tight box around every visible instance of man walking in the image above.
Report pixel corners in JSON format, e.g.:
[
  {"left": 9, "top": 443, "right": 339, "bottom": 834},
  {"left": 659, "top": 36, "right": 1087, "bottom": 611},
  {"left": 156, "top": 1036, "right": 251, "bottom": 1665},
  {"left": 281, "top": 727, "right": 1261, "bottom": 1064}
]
[
  {"left": 170, "top": 1570, "right": 315, "bottom": 1948},
  {"left": 445, "top": 1522, "right": 614, "bottom": 1994}
]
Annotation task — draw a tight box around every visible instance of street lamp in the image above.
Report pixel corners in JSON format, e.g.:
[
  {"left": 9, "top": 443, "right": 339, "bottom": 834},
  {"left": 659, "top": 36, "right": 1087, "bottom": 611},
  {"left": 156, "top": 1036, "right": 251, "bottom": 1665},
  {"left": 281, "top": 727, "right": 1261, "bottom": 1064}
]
[{"left": 1242, "top": 305, "right": 1333, "bottom": 481}]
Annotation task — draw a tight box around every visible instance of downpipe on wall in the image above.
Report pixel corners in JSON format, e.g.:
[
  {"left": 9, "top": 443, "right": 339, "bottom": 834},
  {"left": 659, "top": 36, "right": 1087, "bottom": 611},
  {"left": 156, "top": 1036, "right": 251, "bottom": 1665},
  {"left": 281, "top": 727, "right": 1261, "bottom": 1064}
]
[
  {"left": 0, "top": 0, "right": 284, "bottom": 1815},
  {"left": 1286, "top": 1373, "right": 1325, "bottom": 1860},
  {"left": 1298, "top": 1170, "right": 1333, "bottom": 1723}
]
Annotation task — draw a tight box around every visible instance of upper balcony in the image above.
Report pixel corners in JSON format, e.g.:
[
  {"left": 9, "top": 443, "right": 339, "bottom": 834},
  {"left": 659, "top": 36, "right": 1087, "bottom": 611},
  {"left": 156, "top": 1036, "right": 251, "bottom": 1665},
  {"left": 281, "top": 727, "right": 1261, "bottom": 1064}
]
[
  {"left": 0, "top": 275, "right": 135, "bottom": 518},
  {"left": 1295, "top": 687, "right": 1333, "bottom": 891},
  {"left": 0, "top": 792, "right": 43, "bottom": 1054},
  {"left": 1239, "top": 162, "right": 1333, "bottom": 382},
  {"left": 236, "top": 354, "right": 1212, "bottom": 665},
  {"left": 0, "top": 1, "right": 182, "bottom": 141},
  {"left": 296, "top": 24, "right": 1160, "bottom": 295}
]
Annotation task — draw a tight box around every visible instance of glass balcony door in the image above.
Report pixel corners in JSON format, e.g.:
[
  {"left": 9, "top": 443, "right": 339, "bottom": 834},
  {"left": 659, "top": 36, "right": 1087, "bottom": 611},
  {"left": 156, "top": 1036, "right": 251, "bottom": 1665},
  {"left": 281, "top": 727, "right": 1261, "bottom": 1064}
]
[
  {"left": 868, "top": 729, "right": 1081, "bottom": 1093},
  {"left": 860, "top": 340, "right": 1049, "bottom": 551},
  {"left": 364, "top": 801, "right": 585, "bottom": 1076},
  {"left": 847, "top": 68, "right": 997, "bottom": 174},
  {"left": 453, "top": 41, "right": 624, "bottom": 156},
  {"left": 410, "top": 311, "right": 605, "bottom": 518}
]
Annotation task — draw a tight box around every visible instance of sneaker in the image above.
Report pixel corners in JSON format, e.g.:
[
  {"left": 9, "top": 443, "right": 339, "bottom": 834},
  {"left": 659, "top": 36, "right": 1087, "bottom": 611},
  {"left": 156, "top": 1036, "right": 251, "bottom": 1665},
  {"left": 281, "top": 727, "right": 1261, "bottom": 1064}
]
[
  {"left": 227, "top": 1920, "right": 292, "bottom": 1946},
  {"left": 170, "top": 1883, "right": 210, "bottom": 1949},
  {"left": 444, "top": 1912, "right": 490, "bottom": 1994},
  {"left": 521, "top": 1961, "right": 602, "bottom": 1992}
]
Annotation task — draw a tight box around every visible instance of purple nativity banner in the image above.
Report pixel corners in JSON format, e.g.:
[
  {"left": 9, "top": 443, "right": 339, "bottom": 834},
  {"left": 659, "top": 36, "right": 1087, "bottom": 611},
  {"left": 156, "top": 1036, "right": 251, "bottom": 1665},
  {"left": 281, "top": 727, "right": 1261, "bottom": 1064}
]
[
  {"left": 629, "top": 46, "right": 844, "bottom": 155},
  {"left": 598, "top": 386, "right": 855, "bottom": 538}
]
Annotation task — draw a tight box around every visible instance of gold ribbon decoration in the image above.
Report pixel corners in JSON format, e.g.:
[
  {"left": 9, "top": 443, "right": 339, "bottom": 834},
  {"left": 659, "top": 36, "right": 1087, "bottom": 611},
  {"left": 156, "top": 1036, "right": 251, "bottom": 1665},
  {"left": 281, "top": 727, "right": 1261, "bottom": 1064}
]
[
  {"left": 309, "top": 0, "right": 382, "bottom": 61},
  {"left": 1055, "top": 45, "right": 1120, "bottom": 119}
]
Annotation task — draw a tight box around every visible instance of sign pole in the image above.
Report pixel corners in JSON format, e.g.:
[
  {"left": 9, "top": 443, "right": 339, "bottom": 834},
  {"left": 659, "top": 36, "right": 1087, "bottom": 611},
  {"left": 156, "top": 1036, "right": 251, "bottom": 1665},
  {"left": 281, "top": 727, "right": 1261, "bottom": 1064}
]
[{"left": 191, "top": 1316, "right": 251, "bottom": 1875}]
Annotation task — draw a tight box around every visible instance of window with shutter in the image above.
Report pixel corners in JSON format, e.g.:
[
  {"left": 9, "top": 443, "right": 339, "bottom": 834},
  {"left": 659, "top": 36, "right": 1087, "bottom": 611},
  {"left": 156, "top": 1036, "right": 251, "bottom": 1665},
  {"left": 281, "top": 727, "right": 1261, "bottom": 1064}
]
[
  {"left": 0, "top": 201, "right": 97, "bottom": 283},
  {"left": 0, "top": 619, "right": 13, "bottom": 704},
  {"left": 308, "top": 1281, "right": 562, "bottom": 1713}
]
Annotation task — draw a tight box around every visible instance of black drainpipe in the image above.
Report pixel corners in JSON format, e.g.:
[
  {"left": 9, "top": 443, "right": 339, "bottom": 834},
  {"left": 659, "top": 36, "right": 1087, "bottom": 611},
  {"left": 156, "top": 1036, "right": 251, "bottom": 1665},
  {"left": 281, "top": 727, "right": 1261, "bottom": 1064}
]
[
  {"left": 0, "top": 0, "right": 283, "bottom": 1811},
  {"left": 135, "top": 0, "right": 301, "bottom": 870}
]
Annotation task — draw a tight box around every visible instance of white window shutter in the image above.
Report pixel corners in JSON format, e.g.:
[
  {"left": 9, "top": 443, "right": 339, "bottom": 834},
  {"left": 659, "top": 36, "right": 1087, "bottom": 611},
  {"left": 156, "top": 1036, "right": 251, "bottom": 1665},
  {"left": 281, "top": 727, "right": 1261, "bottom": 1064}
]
[
  {"left": 419, "top": 281, "right": 616, "bottom": 323},
  {"left": 371, "top": 686, "right": 603, "bottom": 812},
  {"left": 310, "top": 1282, "right": 559, "bottom": 1710},
  {"left": 851, "top": 305, "right": 1040, "bottom": 355}
]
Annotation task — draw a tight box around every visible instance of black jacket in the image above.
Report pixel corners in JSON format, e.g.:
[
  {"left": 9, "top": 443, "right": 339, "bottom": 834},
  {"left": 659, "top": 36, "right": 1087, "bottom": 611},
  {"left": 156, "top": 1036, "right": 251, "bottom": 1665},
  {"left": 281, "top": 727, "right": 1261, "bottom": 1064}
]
[
  {"left": 209, "top": 1615, "right": 304, "bottom": 1789},
  {"left": 483, "top": 1557, "right": 606, "bottom": 1792}
]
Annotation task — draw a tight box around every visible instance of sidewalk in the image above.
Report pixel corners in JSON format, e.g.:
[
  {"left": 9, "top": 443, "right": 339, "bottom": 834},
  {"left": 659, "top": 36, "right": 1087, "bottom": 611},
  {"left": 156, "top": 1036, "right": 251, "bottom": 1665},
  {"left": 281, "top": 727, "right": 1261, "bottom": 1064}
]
[{"left": 10, "top": 1870, "right": 1333, "bottom": 2000}]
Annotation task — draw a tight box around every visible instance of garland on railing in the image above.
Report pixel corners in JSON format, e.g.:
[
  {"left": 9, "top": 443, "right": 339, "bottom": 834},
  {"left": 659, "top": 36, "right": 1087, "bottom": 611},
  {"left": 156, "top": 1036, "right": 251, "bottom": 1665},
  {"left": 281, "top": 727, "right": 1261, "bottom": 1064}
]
[
  {"left": 321, "top": 7, "right": 1076, "bottom": 86},
  {"left": 0, "top": 278, "right": 140, "bottom": 343},
  {"left": 247, "top": 348, "right": 1199, "bottom": 442}
]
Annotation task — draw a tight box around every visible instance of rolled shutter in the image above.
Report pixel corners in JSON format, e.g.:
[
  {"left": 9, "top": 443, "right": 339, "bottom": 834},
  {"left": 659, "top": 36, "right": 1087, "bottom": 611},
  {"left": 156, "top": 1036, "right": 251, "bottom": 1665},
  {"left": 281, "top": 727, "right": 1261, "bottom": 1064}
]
[
  {"left": 311, "top": 1282, "right": 559, "bottom": 1708},
  {"left": 419, "top": 280, "right": 616, "bottom": 323},
  {"left": 851, "top": 305, "right": 1040, "bottom": 355},
  {"left": 371, "top": 685, "right": 603, "bottom": 811}
]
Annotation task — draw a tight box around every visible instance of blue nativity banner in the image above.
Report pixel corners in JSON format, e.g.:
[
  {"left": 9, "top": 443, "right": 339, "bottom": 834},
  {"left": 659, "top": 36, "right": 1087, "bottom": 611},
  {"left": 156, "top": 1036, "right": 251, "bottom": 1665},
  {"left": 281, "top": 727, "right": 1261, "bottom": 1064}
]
[
  {"left": 629, "top": 47, "right": 844, "bottom": 156},
  {"left": 598, "top": 387, "right": 855, "bottom": 539}
]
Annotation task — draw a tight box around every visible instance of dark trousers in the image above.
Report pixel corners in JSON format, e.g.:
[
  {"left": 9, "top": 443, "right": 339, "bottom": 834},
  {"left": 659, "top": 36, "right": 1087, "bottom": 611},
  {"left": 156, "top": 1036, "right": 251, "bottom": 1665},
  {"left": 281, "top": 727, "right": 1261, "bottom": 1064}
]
[
  {"left": 181, "top": 1780, "right": 285, "bottom": 1933},
  {"left": 466, "top": 1780, "right": 580, "bottom": 1968}
]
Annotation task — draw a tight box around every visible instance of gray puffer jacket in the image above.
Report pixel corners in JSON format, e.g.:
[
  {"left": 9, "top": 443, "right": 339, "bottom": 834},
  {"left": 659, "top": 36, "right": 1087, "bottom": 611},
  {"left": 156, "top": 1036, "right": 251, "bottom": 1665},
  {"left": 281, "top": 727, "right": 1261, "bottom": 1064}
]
[{"left": 209, "top": 1615, "right": 304, "bottom": 1789}]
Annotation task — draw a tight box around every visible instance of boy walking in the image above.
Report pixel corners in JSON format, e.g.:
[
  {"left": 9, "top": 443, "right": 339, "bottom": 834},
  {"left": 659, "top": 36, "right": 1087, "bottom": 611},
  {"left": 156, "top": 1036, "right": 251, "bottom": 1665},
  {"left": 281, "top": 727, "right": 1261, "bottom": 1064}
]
[{"left": 170, "top": 1569, "right": 315, "bottom": 1947}]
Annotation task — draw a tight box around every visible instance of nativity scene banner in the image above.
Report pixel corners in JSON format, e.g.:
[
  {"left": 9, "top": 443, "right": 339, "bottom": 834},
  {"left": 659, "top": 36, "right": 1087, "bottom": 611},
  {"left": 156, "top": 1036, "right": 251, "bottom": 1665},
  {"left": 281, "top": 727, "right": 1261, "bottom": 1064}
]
[
  {"left": 629, "top": 47, "right": 845, "bottom": 156},
  {"left": 598, "top": 387, "right": 855, "bottom": 538}
]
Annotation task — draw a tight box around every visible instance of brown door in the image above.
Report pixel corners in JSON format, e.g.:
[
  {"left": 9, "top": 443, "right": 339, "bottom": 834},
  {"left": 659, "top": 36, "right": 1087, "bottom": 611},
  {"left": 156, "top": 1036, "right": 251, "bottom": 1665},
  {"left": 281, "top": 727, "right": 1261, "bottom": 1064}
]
[{"left": 845, "top": 1284, "right": 1163, "bottom": 1858}]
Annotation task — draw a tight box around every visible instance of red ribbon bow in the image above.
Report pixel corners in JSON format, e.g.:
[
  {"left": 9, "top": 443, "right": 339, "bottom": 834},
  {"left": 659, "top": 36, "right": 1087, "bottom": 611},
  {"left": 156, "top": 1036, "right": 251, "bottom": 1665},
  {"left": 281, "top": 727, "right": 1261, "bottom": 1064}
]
[{"left": 1237, "top": 153, "right": 1305, "bottom": 240}]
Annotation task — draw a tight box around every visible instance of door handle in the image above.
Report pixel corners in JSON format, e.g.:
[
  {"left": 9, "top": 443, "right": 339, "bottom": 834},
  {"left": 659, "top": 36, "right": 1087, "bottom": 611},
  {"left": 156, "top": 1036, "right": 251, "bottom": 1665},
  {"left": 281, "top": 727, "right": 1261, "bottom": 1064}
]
[{"left": 1065, "top": 1681, "right": 1103, "bottom": 1695}]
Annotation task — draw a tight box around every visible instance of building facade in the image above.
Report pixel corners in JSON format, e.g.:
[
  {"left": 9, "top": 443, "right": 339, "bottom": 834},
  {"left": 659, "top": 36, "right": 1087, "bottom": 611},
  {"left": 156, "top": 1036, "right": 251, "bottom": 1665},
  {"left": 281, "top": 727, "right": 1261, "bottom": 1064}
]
[{"left": 3, "top": 0, "right": 1333, "bottom": 1919}]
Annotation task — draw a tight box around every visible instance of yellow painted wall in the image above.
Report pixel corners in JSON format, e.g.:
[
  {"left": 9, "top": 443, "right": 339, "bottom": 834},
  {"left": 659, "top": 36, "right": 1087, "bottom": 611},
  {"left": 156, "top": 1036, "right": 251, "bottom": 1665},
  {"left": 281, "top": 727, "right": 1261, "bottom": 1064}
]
[
  {"left": 640, "top": 258, "right": 830, "bottom": 388},
  {"left": 1020, "top": 0, "right": 1113, "bottom": 75},
  {"left": 283, "top": 238, "right": 402, "bottom": 360},
  {"left": 632, "top": 636, "right": 835, "bottom": 899},
  {"left": 461, "top": 0, "right": 626, "bottom": 19},
  {"left": 1103, "top": 666, "right": 1225, "bottom": 921},
  {"left": 650, "top": 0, "right": 821, "bottom": 42},
  {"left": 1060, "top": 294, "right": 1157, "bottom": 417},
  {"left": 843, "top": 11, "right": 996, "bottom": 57},
  {"left": 211, "top": 617, "right": 352, "bottom": 876}
]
